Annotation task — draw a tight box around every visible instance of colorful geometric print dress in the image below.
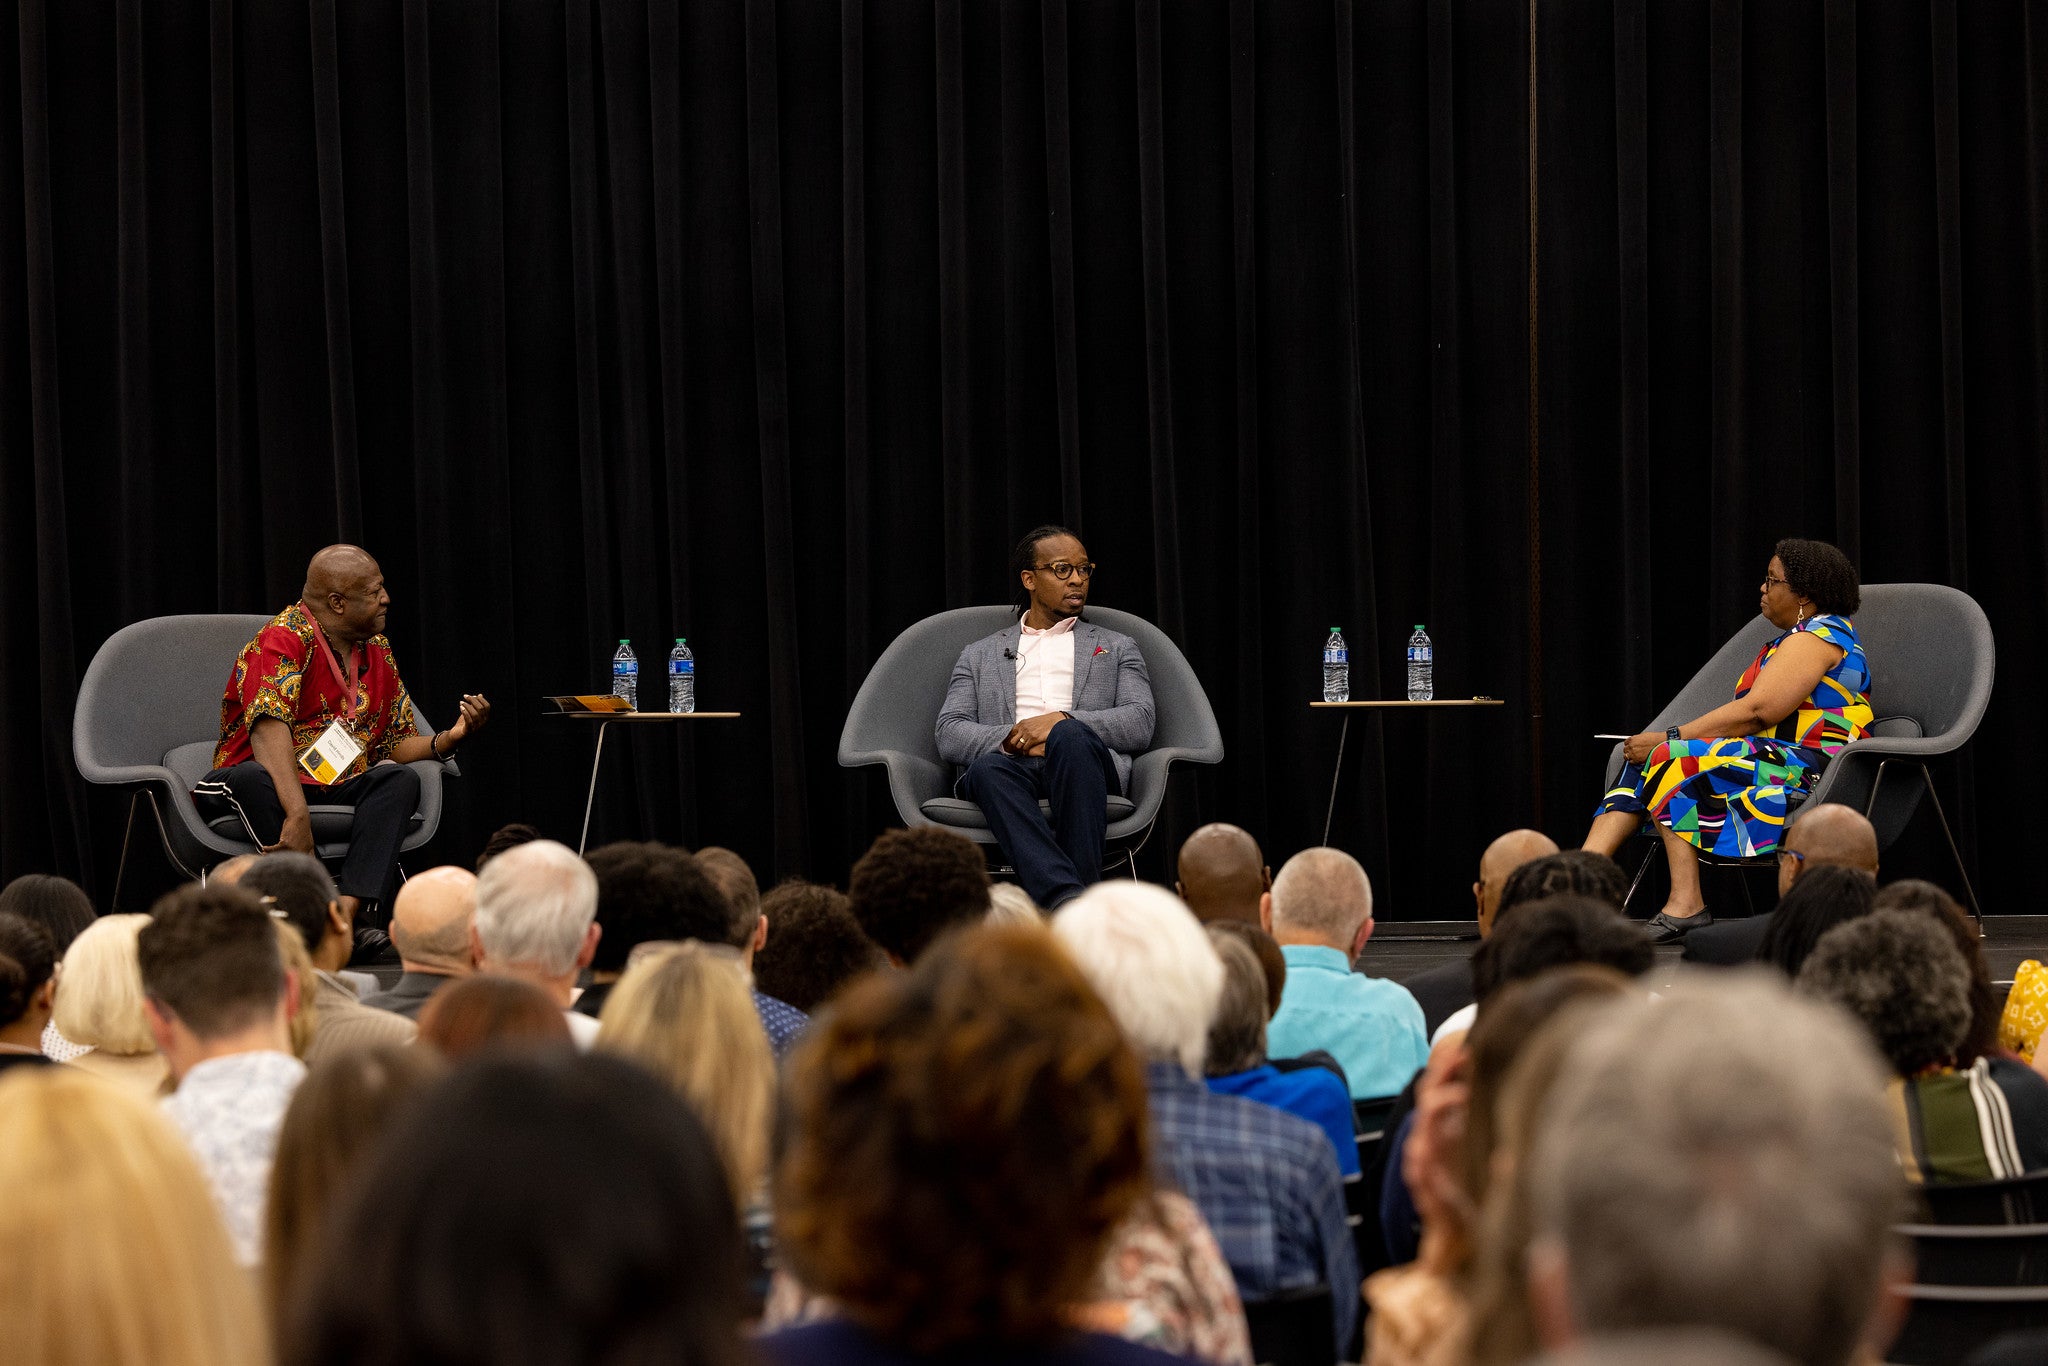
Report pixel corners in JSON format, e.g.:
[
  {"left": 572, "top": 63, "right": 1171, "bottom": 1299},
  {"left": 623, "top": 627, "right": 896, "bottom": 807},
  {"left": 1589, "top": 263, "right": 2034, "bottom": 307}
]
[{"left": 1594, "top": 614, "right": 1873, "bottom": 858}]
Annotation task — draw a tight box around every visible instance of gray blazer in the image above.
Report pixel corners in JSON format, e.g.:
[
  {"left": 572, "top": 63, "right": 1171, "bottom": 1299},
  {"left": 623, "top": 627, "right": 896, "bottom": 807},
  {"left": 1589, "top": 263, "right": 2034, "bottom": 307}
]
[{"left": 936, "top": 617, "right": 1155, "bottom": 794}]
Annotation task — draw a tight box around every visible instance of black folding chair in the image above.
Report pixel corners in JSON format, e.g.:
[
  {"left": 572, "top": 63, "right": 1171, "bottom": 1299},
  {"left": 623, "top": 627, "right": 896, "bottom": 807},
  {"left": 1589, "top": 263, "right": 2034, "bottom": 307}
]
[
  {"left": 1887, "top": 1286, "right": 2048, "bottom": 1365},
  {"left": 1902, "top": 1223, "right": 2048, "bottom": 1288},
  {"left": 1918, "top": 1172, "right": 2048, "bottom": 1227},
  {"left": 1243, "top": 1285, "right": 1336, "bottom": 1366}
]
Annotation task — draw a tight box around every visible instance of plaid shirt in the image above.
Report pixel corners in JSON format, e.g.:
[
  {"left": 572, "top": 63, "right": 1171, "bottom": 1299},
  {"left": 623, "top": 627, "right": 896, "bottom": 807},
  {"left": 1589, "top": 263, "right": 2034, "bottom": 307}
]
[{"left": 1146, "top": 1062, "right": 1359, "bottom": 1349}]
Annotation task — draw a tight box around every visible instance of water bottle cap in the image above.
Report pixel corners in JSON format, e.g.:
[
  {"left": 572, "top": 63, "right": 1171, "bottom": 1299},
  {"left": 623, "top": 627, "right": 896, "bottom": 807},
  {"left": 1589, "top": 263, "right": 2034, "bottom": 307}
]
[
  {"left": 1329, "top": 626, "right": 1340, "bottom": 632},
  {"left": 1414, "top": 624, "right": 1425, "bottom": 630},
  {"left": 618, "top": 638, "right": 629, "bottom": 645},
  {"left": 676, "top": 637, "right": 686, "bottom": 644}
]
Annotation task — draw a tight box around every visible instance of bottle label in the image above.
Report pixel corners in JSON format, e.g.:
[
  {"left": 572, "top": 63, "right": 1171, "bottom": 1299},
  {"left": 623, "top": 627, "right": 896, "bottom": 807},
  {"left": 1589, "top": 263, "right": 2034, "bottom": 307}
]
[
  {"left": 614, "top": 660, "right": 636, "bottom": 676},
  {"left": 670, "top": 660, "right": 694, "bottom": 676},
  {"left": 1327, "top": 648, "right": 1347, "bottom": 663}
]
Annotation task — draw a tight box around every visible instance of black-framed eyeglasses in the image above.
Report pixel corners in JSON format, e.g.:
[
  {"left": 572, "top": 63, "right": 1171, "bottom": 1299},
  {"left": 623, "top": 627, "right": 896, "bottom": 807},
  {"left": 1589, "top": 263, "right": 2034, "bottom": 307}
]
[
  {"left": 1032, "top": 561, "right": 1097, "bottom": 581},
  {"left": 1761, "top": 575, "right": 1791, "bottom": 590}
]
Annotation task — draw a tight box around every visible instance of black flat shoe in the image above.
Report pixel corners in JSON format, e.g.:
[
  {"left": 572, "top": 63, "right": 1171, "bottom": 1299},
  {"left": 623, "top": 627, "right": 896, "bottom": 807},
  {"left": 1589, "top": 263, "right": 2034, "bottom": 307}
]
[{"left": 1646, "top": 909, "right": 1713, "bottom": 946}]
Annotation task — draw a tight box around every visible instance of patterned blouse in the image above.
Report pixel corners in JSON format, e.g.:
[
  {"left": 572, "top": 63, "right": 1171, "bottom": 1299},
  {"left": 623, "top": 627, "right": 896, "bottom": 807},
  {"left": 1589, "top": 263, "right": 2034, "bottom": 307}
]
[
  {"left": 212, "top": 602, "right": 419, "bottom": 785},
  {"left": 1732, "top": 613, "right": 1873, "bottom": 758}
]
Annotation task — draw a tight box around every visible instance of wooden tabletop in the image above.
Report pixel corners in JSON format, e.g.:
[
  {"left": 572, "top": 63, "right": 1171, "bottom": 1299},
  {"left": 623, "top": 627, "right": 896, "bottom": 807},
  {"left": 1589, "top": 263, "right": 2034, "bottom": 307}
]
[
  {"left": 1310, "top": 699, "right": 1505, "bottom": 708},
  {"left": 548, "top": 711, "right": 742, "bottom": 720}
]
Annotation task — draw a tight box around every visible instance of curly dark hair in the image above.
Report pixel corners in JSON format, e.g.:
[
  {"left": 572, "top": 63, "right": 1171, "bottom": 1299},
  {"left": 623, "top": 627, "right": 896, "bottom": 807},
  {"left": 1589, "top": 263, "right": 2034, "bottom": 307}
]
[
  {"left": 1756, "top": 864, "right": 1877, "bottom": 977},
  {"left": 752, "top": 880, "right": 884, "bottom": 1014},
  {"left": 1472, "top": 895, "right": 1652, "bottom": 1006},
  {"left": 1873, "top": 879, "right": 1996, "bottom": 1065},
  {"left": 475, "top": 822, "right": 543, "bottom": 871},
  {"left": 1797, "top": 908, "right": 1970, "bottom": 1075},
  {"left": 1496, "top": 851, "right": 1628, "bottom": 924},
  {"left": 1009, "top": 524, "right": 1082, "bottom": 616},
  {"left": 847, "top": 827, "right": 991, "bottom": 964},
  {"left": 1773, "top": 538, "right": 1861, "bottom": 616},
  {"left": 583, "top": 842, "right": 733, "bottom": 971},
  {"left": 775, "top": 923, "right": 1149, "bottom": 1351}
]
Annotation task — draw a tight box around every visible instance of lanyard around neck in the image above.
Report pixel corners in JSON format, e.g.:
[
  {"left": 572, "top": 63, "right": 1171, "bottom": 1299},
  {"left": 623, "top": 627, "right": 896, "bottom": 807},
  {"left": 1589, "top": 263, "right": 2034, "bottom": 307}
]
[{"left": 301, "top": 603, "right": 360, "bottom": 721}]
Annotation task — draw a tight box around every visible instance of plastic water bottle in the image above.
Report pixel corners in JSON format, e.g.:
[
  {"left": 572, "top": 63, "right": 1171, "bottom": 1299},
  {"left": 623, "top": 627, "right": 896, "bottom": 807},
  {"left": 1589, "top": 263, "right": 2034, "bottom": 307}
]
[
  {"left": 1406, "top": 625, "right": 1433, "bottom": 701},
  {"left": 611, "top": 640, "right": 638, "bottom": 710},
  {"left": 1322, "top": 628, "right": 1349, "bottom": 703},
  {"left": 668, "top": 638, "right": 695, "bottom": 714}
]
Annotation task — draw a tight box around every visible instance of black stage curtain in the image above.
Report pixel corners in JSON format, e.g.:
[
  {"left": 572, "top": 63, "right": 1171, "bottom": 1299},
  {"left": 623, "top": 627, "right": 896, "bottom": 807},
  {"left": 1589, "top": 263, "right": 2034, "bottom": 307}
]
[{"left": 2, "top": 1, "right": 2042, "bottom": 918}]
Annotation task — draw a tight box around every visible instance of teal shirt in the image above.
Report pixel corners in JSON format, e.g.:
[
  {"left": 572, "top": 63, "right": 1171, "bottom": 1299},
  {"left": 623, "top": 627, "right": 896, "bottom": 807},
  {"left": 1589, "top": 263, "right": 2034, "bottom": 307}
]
[{"left": 1266, "top": 944, "right": 1429, "bottom": 1101}]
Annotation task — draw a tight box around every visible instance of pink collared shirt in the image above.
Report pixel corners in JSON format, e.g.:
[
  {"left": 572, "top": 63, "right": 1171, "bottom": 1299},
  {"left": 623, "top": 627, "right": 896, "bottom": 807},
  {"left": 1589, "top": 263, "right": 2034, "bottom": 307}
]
[{"left": 1014, "top": 614, "right": 1079, "bottom": 717}]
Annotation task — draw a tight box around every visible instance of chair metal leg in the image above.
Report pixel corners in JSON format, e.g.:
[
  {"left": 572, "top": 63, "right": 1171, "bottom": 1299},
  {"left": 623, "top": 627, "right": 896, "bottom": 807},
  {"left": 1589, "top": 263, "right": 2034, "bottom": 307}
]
[
  {"left": 1736, "top": 866, "right": 1756, "bottom": 915},
  {"left": 111, "top": 792, "right": 143, "bottom": 912},
  {"left": 1915, "top": 761, "right": 1985, "bottom": 925},
  {"left": 1323, "top": 714, "right": 1351, "bottom": 847},
  {"left": 143, "top": 790, "right": 202, "bottom": 882},
  {"left": 1623, "top": 838, "right": 1661, "bottom": 914}
]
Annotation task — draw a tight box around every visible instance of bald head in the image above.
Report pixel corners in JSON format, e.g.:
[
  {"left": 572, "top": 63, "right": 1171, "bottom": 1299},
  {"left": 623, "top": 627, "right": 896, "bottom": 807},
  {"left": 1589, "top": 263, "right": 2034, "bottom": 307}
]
[
  {"left": 1176, "top": 823, "right": 1271, "bottom": 924},
  {"left": 1475, "top": 828, "right": 1560, "bottom": 936},
  {"left": 303, "top": 544, "right": 389, "bottom": 645},
  {"left": 389, "top": 865, "right": 479, "bottom": 975},
  {"left": 1268, "top": 847, "right": 1374, "bottom": 954},
  {"left": 304, "top": 544, "right": 377, "bottom": 599},
  {"left": 1780, "top": 804, "right": 1879, "bottom": 894}
]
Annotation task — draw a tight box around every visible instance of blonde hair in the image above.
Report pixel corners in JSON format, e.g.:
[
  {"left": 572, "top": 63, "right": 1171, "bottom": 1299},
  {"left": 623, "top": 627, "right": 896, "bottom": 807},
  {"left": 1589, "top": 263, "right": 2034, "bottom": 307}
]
[
  {"left": 0, "top": 1068, "right": 268, "bottom": 1366},
  {"left": 597, "top": 945, "right": 774, "bottom": 1200},
  {"left": 53, "top": 914, "right": 155, "bottom": 1053},
  {"left": 273, "top": 921, "right": 319, "bottom": 1059},
  {"left": 985, "top": 883, "right": 1044, "bottom": 928}
]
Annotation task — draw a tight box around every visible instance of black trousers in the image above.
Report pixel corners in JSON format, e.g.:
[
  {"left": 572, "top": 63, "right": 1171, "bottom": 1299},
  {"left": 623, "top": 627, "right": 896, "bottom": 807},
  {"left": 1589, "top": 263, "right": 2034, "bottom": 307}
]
[
  {"left": 192, "top": 760, "right": 419, "bottom": 909},
  {"left": 959, "top": 720, "right": 1118, "bottom": 910}
]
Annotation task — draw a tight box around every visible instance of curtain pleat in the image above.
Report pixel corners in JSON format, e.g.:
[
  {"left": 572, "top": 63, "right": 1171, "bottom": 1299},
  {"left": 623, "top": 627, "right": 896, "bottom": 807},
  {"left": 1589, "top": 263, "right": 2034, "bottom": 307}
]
[
  {"left": 307, "top": 0, "right": 362, "bottom": 540},
  {"left": 1038, "top": 0, "right": 1083, "bottom": 532},
  {"left": 1707, "top": 0, "right": 1745, "bottom": 630},
  {"left": 933, "top": 0, "right": 972, "bottom": 603},
  {"left": 1612, "top": 0, "right": 1651, "bottom": 723},
  {"left": 1822, "top": 0, "right": 1861, "bottom": 565},
  {"left": 208, "top": 0, "right": 254, "bottom": 602},
  {"left": 1226, "top": 0, "right": 1266, "bottom": 831}
]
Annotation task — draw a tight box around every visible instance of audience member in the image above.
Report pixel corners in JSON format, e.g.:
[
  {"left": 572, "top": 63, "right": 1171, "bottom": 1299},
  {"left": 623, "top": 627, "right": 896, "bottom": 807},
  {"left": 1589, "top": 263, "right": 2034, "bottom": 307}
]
[
  {"left": 988, "top": 881, "right": 1046, "bottom": 926},
  {"left": 472, "top": 839, "right": 604, "bottom": 1048},
  {"left": 1175, "top": 823, "right": 1270, "bottom": 925},
  {"left": 1365, "top": 967, "right": 1633, "bottom": 1366},
  {"left": 1202, "top": 928, "right": 1358, "bottom": 1176},
  {"left": 209, "top": 853, "right": 260, "bottom": 885},
  {"left": 1872, "top": 878, "right": 1999, "bottom": 1065},
  {"left": 1, "top": 872, "right": 96, "bottom": 1061},
  {"left": 578, "top": 840, "right": 726, "bottom": 1016},
  {"left": 1685, "top": 804, "right": 1879, "bottom": 966},
  {"left": 1494, "top": 849, "right": 1628, "bottom": 915},
  {"left": 1207, "top": 918, "right": 1286, "bottom": 1018},
  {"left": 847, "top": 825, "right": 991, "bottom": 965},
  {"left": 1800, "top": 909, "right": 2048, "bottom": 1182},
  {"left": 1083, "top": 1189, "right": 1253, "bottom": 1365},
  {"left": 1754, "top": 864, "right": 1878, "bottom": 977},
  {"left": 596, "top": 940, "right": 776, "bottom": 1298},
  {"left": 54, "top": 913, "right": 168, "bottom": 1097},
  {"left": 416, "top": 973, "right": 573, "bottom": 1058},
  {"left": 696, "top": 845, "right": 812, "bottom": 1055},
  {"left": 1469, "top": 896, "right": 1654, "bottom": 1011},
  {"left": 1399, "top": 829, "right": 1558, "bottom": 1036},
  {"left": 752, "top": 879, "right": 886, "bottom": 1014},
  {"left": 475, "top": 820, "right": 543, "bottom": 869},
  {"left": 138, "top": 883, "right": 307, "bottom": 1266},
  {"left": 1054, "top": 881, "right": 1359, "bottom": 1349},
  {"left": 274, "top": 917, "right": 322, "bottom": 1059},
  {"left": 0, "top": 913, "right": 57, "bottom": 1072},
  {"left": 1522, "top": 975, "right": 1904, "bottom": 1366},
  {"left": 768, "top": 921, "right": 1185, "bottom": 1366},
  {"left": 0, "top": 1068, "right": 267, "bottom": 1366},
  {"left": 242, "top": 852, "right": 416, "bottom": 1064},
  {"left": 360, "top": 865, "right": 477, "bottom": 1018},
  {"left": 1262, "top": 846, "right": 1428, "bottom": 1099},
  {"left": 263, "top": 1044, "right": 446, "bottom": 1333},
  {"left": 290, "top": 1053, "right": 750, "bottom": 1366}
]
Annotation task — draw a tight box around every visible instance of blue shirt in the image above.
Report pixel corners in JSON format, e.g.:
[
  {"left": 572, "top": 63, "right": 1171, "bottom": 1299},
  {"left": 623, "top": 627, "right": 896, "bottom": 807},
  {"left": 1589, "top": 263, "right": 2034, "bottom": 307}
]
[
  {"left": 1147, "top": 1062, "right": 1360, "bottom": 1349},
  {"left": 1208, "top": 1064, "right": 1362, "bottom": 1178},
  {"left": 760, "top": 1319, "right": 1189, "bottom": 1366},
  {"left": 755, "top": 990, "right": 810, "bottom": 1058},
  {"left": 1266, "top": 945, "right": 1428, "bottom": 1101}
]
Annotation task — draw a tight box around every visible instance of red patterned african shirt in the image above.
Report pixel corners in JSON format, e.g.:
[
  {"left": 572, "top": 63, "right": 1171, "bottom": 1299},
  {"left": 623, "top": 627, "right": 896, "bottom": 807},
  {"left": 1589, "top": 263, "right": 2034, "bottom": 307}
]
[{"left": 212, "top": 602, "right": 419, "bottom": 786}]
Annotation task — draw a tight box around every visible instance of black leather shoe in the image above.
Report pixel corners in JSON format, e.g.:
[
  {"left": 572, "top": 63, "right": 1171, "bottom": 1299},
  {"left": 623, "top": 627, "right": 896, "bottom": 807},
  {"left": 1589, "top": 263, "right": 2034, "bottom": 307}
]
[
  {"left": 1646, "top": 909, "right": 1713, "bottom": 946},
  {"left": 349, "top": 924, "right": 399, "bottom": 966}
]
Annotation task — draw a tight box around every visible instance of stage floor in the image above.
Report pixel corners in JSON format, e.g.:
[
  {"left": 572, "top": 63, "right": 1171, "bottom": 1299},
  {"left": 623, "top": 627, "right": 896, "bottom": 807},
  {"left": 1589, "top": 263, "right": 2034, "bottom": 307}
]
[{"left": 1370, "top": 915, "right": 2048, "bottom": 989}]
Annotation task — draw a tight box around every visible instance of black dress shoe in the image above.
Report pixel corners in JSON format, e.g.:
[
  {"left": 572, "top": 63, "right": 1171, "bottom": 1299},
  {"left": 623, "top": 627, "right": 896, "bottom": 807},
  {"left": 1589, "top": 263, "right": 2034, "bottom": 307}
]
[
  {"left": 1646, "top": 909, "right": 1713, "bottom": 946},
  {"left": 349, "top": 924, "right": 399, "bottom": 966}
]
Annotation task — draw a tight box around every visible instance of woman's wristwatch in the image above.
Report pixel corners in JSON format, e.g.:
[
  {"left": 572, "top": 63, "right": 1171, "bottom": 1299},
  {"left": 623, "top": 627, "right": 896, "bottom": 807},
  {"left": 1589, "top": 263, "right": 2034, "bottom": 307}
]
[{"left": 1666, "top": 726, "right": 1682, "bottom": 745}]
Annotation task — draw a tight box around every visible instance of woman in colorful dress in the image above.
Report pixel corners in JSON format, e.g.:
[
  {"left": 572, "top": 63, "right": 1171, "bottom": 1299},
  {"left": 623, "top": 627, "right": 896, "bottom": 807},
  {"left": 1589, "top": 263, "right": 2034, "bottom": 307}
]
[{"left": 1584, "top": 539, "right": 1872, "bottom": 944}]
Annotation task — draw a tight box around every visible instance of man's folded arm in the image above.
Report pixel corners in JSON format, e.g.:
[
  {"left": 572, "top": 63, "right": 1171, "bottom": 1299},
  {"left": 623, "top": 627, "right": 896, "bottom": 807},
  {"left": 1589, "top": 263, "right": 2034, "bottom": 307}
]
[
  {"left": 1064, "top": 647, "right": 1155, "bottom": 754},
  {"left": 935, "top": 649, "right": 1011, "bottom": 765}
]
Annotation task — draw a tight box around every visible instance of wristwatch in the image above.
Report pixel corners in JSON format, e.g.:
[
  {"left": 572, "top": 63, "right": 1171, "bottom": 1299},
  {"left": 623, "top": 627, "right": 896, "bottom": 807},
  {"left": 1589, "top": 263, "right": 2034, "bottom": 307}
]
[{"left": 1666, "top": 726, "right": 1682, "bottom": 744}]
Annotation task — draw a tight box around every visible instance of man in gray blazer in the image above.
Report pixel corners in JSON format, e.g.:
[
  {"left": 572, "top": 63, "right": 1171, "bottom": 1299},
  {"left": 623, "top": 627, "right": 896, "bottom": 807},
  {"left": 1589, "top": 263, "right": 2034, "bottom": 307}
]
[{"left": 936, "top": 527, "right": 1155, "bottom": 909}]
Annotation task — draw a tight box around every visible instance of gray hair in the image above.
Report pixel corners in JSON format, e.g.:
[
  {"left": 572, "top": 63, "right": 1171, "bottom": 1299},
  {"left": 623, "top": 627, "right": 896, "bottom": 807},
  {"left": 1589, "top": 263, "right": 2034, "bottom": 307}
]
[
  {"left": 1052, "top": 880, "right": 1223, "bottom": 1077},
  {"left": 1797, "top": 908, "right": 1971, "bottom": 1076},
  {"left": 1527, "top": 972, "right": 1903, "bottom": 1366},
  {"left": 473, "top": 840, "right": 598, "bottom": 977},
  {"left": 985, "top": 883, "right": 1044, "bottom": 928},
  {"left": 1269, "top": 847, "right": 1373, "bottom": 944},
  {"left": 1204, "top": 929, "right": 1269, "bottom": 1077}
]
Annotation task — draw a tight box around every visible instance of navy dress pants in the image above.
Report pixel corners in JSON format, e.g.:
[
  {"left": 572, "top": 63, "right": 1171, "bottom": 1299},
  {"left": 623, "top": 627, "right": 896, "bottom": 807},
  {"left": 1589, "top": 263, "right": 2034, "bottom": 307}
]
[
  {"left": 193, "top": 760, "right": 419, "bottom": 911},
  {"left": 960, "top": 720, "right": 1119, "bottom": 909}
]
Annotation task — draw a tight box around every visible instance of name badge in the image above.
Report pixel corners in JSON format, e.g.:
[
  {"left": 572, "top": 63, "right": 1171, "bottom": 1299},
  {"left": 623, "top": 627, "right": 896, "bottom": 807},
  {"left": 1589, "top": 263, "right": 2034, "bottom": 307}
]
[{"left": 298, "top": 720, "right": 365, "bottom": 786}]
